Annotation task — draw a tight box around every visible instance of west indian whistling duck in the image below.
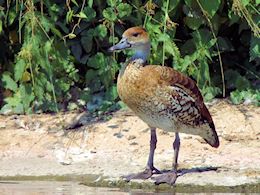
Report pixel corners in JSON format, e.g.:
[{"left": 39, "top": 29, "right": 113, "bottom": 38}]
[{"left": 108, "top": 26, "right": 219, "bottom": 185}]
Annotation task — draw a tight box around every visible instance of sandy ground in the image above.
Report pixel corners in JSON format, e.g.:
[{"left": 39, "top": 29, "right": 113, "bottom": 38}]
[{"left": 0, "top": 100, "right": 259, "bottom": 187}]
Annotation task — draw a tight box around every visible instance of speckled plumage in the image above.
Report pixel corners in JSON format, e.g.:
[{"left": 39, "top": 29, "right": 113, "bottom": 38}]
[
  {"left": 109, "top": 26, "right": 219, "bottom": 185},
  {"left": 117, "top": 60, "right": 219, "bottom": 147}
]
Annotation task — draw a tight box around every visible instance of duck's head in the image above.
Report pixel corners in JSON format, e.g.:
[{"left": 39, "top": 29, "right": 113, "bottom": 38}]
[{"left": 108, "top": 26, "right": 151, "bottom": 62}]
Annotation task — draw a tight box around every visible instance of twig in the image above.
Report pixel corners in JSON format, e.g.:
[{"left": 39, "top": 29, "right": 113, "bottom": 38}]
[{"left": 63, "top": 0, "right": 86, "bottom": 40}]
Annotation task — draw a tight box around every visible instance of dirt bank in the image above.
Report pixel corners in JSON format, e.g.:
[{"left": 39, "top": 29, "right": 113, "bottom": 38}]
[{"left": 0, "top": 100, "right": 259, "bottom": 188}]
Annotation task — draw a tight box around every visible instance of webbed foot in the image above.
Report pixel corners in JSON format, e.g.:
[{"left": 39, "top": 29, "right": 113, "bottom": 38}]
[
  {"left": 152, "top": 170, "right": 177, "bottom": 185},
  {"left": 123, "top": 166, "right": 161, "bottom": 182}
]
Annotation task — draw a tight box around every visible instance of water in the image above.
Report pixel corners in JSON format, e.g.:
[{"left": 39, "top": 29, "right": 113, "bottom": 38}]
[
  {"left": 0, "top": 181, "right": 259, "bottom": 195},
  {"left": 2, "top": 181, "right": 122, "bottom": 195}
]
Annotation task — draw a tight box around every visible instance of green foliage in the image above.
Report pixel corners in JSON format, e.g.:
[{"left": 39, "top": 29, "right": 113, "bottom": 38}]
[
  {"left": 230, "top": 89, "right": 260, "bottom": 105},
  {"left": 2, "top": 73, "right": 18, "bottom": 91},
  {"left": 200, "top": 0, "right": 221, "bottom": 17},
  {"left": 0, "top": 0, "right": 259, "bottom": 115},
  {"left": 250, "top": 36, "right": 260, "bottom": 61}
]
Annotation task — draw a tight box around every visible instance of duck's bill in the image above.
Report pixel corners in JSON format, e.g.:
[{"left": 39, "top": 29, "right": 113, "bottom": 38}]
[{"left": 108, "top": 38, "right": 131, "bottom": 52}]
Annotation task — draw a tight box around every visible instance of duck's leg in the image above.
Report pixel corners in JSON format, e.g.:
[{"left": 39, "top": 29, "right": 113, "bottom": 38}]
[
  {"left": 152, "top": 132, "right": 180, "bottom": 185},
  {"left": 172, "top": 132, "right": 180, "bottom": 170},
  {"left": 146, "top": 127, "right": 161, "bottom": 173},
  {"left": 123, "top": 127, "right": 161, "bottom": 181}
]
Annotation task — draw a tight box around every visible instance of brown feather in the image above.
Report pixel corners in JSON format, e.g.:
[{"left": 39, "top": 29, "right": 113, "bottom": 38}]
[{"left": 118, "top": 61, "right": 219, "bottom": 148}]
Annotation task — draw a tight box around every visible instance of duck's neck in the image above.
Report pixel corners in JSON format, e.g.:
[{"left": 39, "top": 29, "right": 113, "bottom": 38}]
[
  {"left": 119, "top": 42, "right": 151, "bottom": 78},
  {"left": 130, "top": 42, "right": 151, "bottom": 64}
]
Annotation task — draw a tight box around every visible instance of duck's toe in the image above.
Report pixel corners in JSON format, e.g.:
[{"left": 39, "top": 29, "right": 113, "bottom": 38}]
[
  {"left": 152, "top": 171, "right": 177, "bottom": 185},
  {"left": 123, "top": 166, "right": 161, "bottom": 182}
]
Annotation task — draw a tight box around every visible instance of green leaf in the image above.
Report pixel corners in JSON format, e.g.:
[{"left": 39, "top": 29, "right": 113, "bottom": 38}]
[
  {"left": 20, "top": 83, "right": 35, "bottom": 113},
  {"left": 71, "top": 0, "right": 79, "bottom": 7},
  {"left": 107, "top": 0, "right": 122, "bottom": 7},
  {"left": 2, "top": 73, "right": 17, "bottom": 91},
  {"left": 5, "top": 95, "right": 20, "bottom": 107},
  {"left": 184, "top": 0, "right": 197, "bottom": 8},
  {"left": 241, "top": 0, "right": 250, "bottom": 6},
  {"left": 103, "top": 8, "right": 117, "bottom": 21},
  {"left": 8, "top": 8, "right": 18, "bottom": 25},
  {"left": 34, "top": 73, "right": 47, "bottom": 102},
  {"left": 184, "top": 16, "right": 203, "bottom": 30},
  {"left": 87, "top": 53, "right": 106, "bottom": 69},
  {"left": 39, "top": 15, "right": 53, "bottom": 32},
  {"left": 169, "top": 0, "right": 180, "bottom": 10},
  {"left": 228, "top": 11, "right": 240, "bottom": 26},
  {"left": 198, "top": 0, "right": 220, "bottom": 17},
  {"left": 0, "top": 104, "right": 13, "bottom": 115},
  {"left": 199, "top": 59, "right": 210, "bottom": 85},
  {"left": 206, "top": 38, "right": 217, "bottom": 48},
  {"left": 68, "top": 102, "right": 79, "bottom": 111},
  {"left": 106, "top": 85, "right": 118, "bottom": 101},
  {"left": 117, "top": 3, "right": 132, "bottom": 18},
  {"left": 236, "top": 76, "right": 250, "bottom": 90},
  {"left": 230, "top": 89, "right": 260, "bottom": 105},
  {"left": 44, "top": 40, "right": 52, "bottom": 53},
  {"left": 192, "top": 29, "right": 212, "bottom": 48},
  {"left": 94, "top": 24, "right": 107, "bottom": 39},
  {"left": 146, "top": 22, "right": 162, "bottom": 35},
  {"left": 181, "top": 39, "right": 196, "bottom": 55},
  {"left": 204, "top": 49, "right": 212, "bottom": 60},
  {"left": 14, "top": 59, "right": 26, "bottom": 82},
  {"left": 109, "top": 36, "right": 119, "bottom": 44},
  {"left": 81, "top": 35, "right": 93, "bottom": 53},
  {"left": 217, "top": 37, "right": 234, "bottom": 51},
  {"left": 55, "top": 79, "right": 70, "bottom": 93},
  {"left": 99, "top": 100, "right": 113, "bottom": 112},
  {"left": 75, "top": 12, "right": 87, "bottom": 19},
  {"left": 179, "top": 55, "right": 193, "bottom": 72},
  {"left": 116, "top": 101, "right": 127, "bottom": 109},
  {"left": 79, "top": 88, "right": 91, "bottom": 102},
  {"left": 250, "top": 35, "right": 260, "bottom": 61},
  {"left": 83, "top": 7, "right": 96, "bottom": 21},
  {"left": 88, "top": 0, "right": 93, "bottom": 7},
  {"left": 13, "top": 103, "right": 24, "bottom": 114},
  {"left": 3, "top": 92, "right": 25, "bottom": 114},
  {"left": 230, "top": 90, "right": 243, "bottom": 104},
  {"left": 66, "top": 10, "right": 74, "bottom": 23},
  {"left": 0, "top": 20, "right": 2, "bottom": 34},
  {"left": 51, "top": 27, "right": 63, "bottom": 38},
  {"left": 224, "top": 69, "right": 251, "bottom": 90},
  {"left": 203, "top": 86, "right": 221, "bottom": 101}
]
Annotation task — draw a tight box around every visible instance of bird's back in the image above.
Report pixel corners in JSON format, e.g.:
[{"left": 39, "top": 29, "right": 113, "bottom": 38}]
[{"left": 117, "top": 60, "right": 219, "bottom": 148}]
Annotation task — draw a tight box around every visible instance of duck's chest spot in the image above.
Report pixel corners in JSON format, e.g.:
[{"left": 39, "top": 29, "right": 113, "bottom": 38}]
[
  {"left": 117, "top": 67, "right": 144, "bottom": 106},
  {"left": 117, "top": 79, "right": 145, "bottom": 108}
]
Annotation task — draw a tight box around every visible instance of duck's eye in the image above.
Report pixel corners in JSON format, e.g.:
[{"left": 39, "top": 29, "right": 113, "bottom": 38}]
[{"left": 132, "top": 33, "right": 139, "bottom": 37}]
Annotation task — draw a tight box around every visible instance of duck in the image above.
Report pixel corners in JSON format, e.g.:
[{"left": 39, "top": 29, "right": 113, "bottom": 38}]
[{"left": 108, "top": 26, "right": 219, "bottom": 185}]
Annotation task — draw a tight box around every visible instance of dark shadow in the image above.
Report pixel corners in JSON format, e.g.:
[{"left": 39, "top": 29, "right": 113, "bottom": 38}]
[
  {"left": 159, "top": 166, "right": 219, "bottom": 177},
  {"left": 108, "top": 124, "right": 119, "bottom": 128},
  {"left": 0, "top": 181, "right": 20, "bottom": 184},
  {"left": 177, "top": 166, "right": 219, "bottom": 176}
]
